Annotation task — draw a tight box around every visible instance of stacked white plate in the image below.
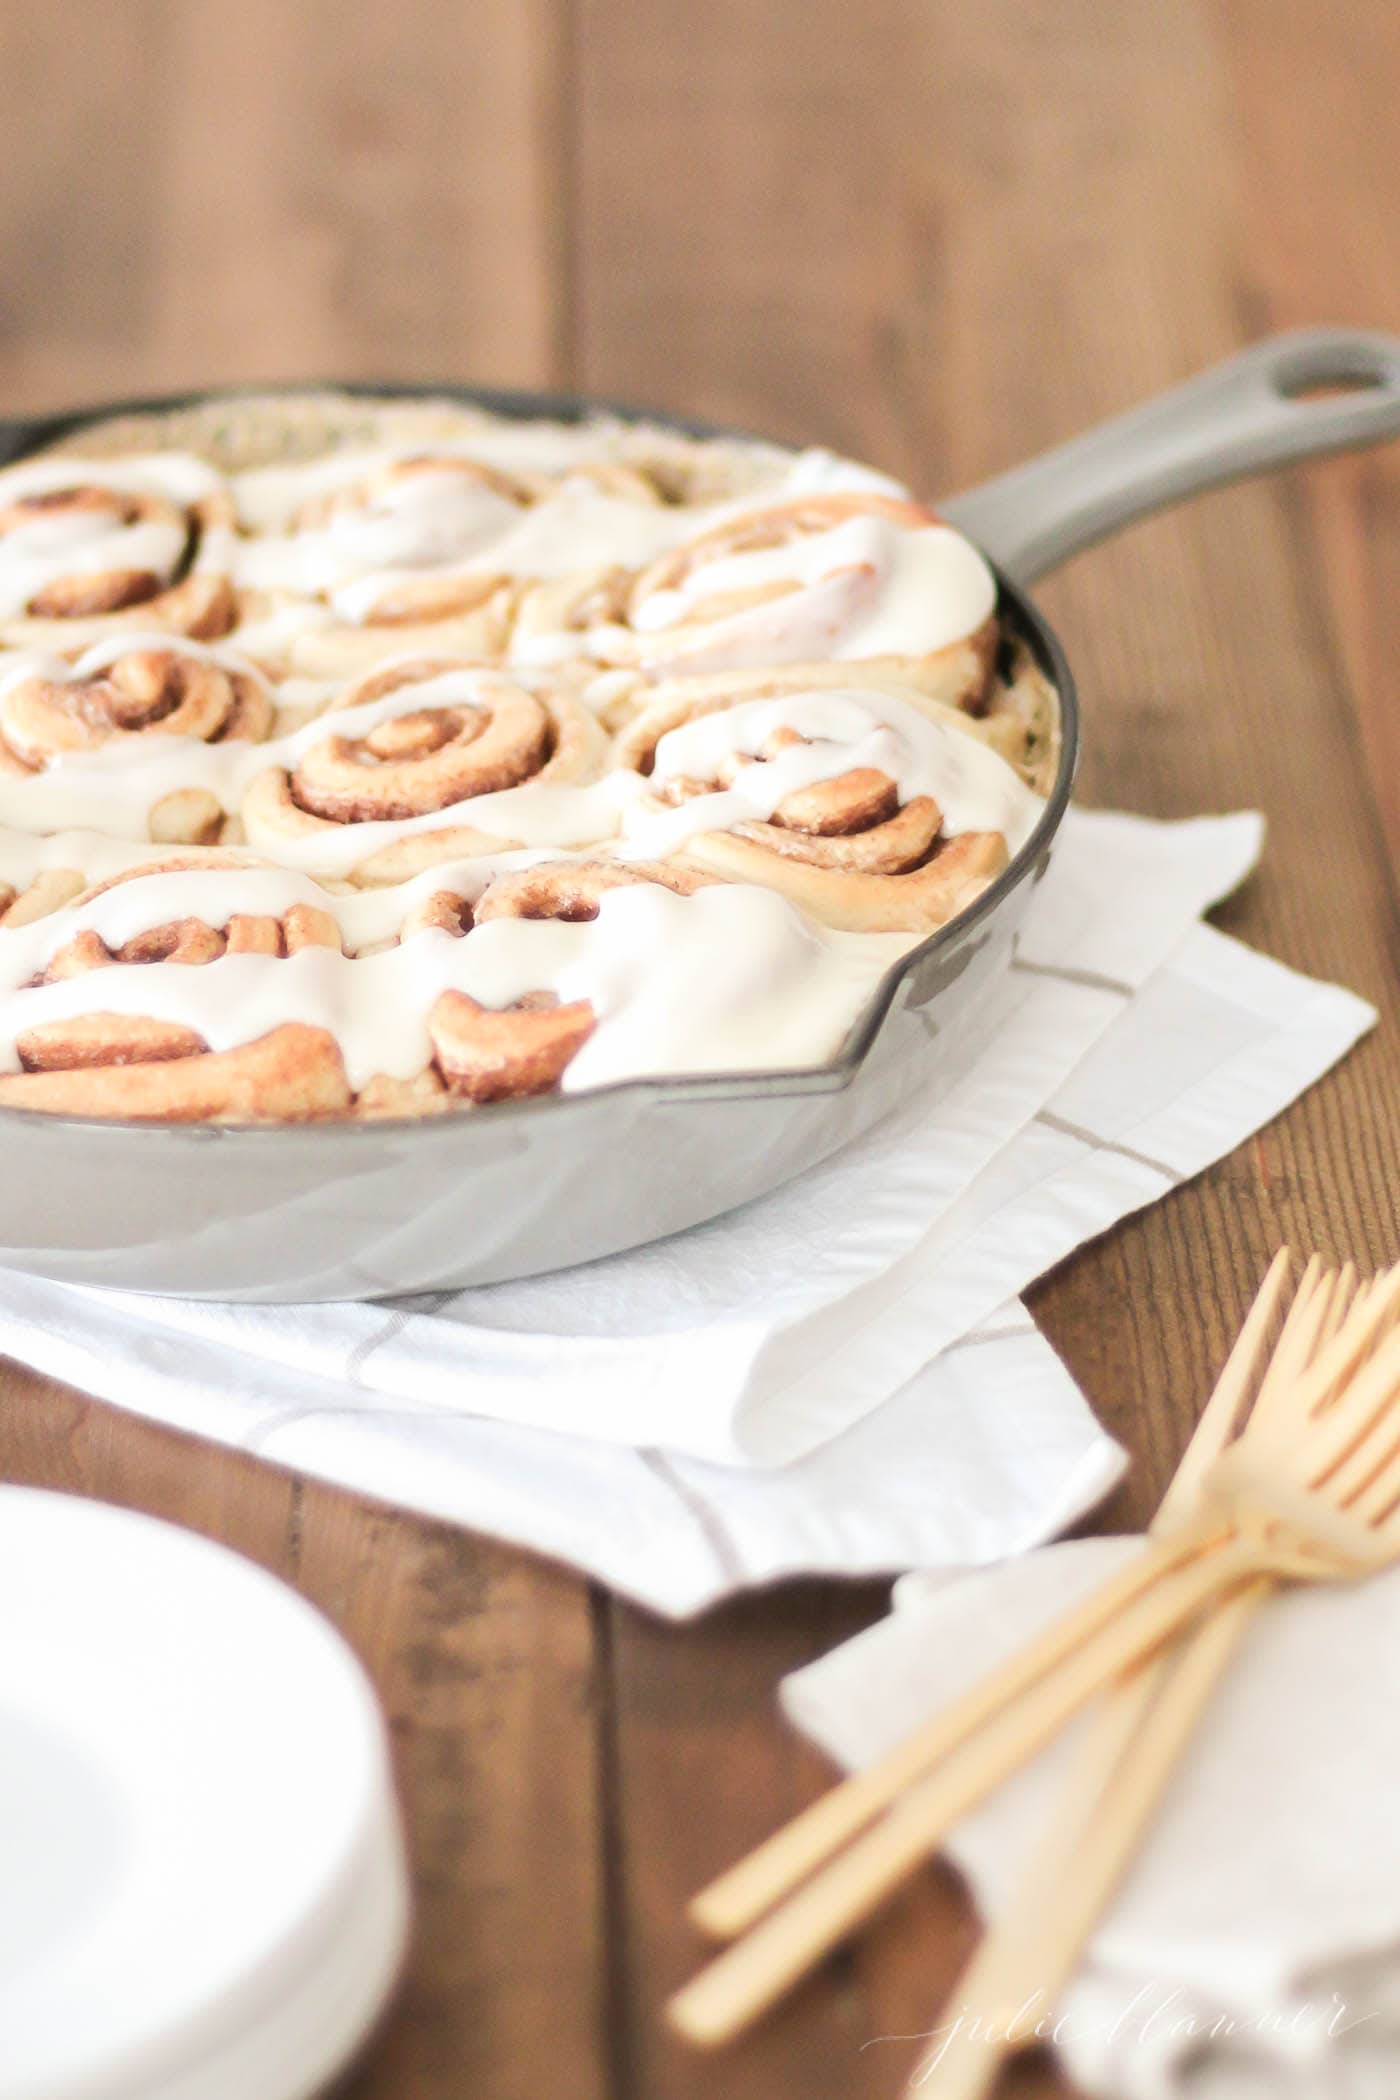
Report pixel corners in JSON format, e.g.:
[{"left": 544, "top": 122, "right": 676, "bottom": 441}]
[{"left": 0, "top": 1487, "right": 410, "bottom": 2100}]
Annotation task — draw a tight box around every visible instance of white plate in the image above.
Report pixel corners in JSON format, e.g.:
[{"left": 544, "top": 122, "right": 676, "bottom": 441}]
[{"left": 0, "top": 1487, "right": 410, "bottom": 2100}]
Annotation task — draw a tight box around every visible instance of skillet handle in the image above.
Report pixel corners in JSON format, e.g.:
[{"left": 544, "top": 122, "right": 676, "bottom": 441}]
[{"left": 940, "top": 328, "right": 1400, "bottom": 586}]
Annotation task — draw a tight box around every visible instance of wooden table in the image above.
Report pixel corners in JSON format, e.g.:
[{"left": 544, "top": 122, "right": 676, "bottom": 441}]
[{"left": 3, "top": 3, "right": 1399, "bottom": 2093}]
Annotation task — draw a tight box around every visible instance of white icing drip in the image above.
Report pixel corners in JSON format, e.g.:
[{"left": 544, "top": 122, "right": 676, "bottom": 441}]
[
  {"left": 623, "top": 566, "right": 883, "bottom": 676},
  {"left": 466, "top": 485, "right": 703, "bottom": 576},
  {"left": 0, "top": 848, "right": 548, "bottom": 955},
  {"left": 0, "top": 416, "right": 1048, "bottom": 1110},
  {"left": 768, "top": 450, "right": 909, "bottom": 501},
  {"left": 0, "top": 868, "right": 910, "bottom": 1090},
  {"left": 239, "top": 480, "right": 736, "bottom": 629},
  {"left": 3, "top": 867, "right": 334, "bottom": 980},
  {"left": 234, "top": 447, "right": 432, "bottom": 529},
  {"left": 632, "top": 516, "right": 996, "bottom": 663},
  {"left": 231, "top": 438, "right": 927, "bottom": 637},
  {"left": 231, "top": 422, "right": 795, "bottom": 531},
  {"left": 244, "top": 776, "right": 640, "bottom": 875},
  {"left": 621, "top": 688, "right": 1041, "bottom": 859},
  {"left": 234, "top": 434, "right": 603, "bottom": 530}
]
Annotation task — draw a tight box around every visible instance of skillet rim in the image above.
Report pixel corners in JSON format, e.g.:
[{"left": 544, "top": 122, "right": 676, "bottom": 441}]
[{"left": 0, "top": 380, "right": 1079, "bottom": 1144}]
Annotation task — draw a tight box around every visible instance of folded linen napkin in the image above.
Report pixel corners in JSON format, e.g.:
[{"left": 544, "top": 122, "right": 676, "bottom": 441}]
[
  {"left": 783, "top": 1541, "right": 1400, "bottom": 2099},
  {"left": 0, "top": 811, "right": 1374, "bottom": 1613}
]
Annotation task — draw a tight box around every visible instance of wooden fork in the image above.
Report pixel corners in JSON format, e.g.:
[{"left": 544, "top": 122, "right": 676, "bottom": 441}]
[{"left": 912, "top": 1258, "right": 1381, "bottom": 2100}]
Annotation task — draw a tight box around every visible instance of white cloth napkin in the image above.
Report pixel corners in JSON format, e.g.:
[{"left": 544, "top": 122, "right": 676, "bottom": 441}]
[
  {"left": 0, "top": 810, "right": 1374, "bottom": 1614},
  {"left": 784, "top": 1540, "right": 1400, "bottom": 2099}
]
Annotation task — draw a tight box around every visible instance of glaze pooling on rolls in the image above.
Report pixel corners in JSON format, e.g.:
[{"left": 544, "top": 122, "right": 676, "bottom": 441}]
[
  {"left": 571, "top": 493, "right": 1000, "bottom": 702},
  {"left": 0, "top": 391, "right": 1061, "bottom": 1121},
  {"left": 0, "top": 856, "right": 912, "bottom": 1117},
  {"left": 226, "top": 436, "right": 759, "bottom": 678}
]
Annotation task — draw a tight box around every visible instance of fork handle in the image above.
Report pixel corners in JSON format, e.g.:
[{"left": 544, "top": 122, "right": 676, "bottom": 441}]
[
  {"left": 915, "top": 1578, "right": 1272, "bottom": 2100},
  {"left": 688, "top": 1522, "right": 1225, "bottom": 1941},
  {"left": 688, "top": 1520, "right": 1234, "bottom": 1940},
  {"left": 669, "top": 1533, "right": 1267, "bottom": 2047}
]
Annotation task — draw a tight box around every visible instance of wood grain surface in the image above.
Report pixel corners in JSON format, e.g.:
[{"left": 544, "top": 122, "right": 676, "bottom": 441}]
[{"left": 2, "top": 2, "right": 1398, "bottom": 2094}]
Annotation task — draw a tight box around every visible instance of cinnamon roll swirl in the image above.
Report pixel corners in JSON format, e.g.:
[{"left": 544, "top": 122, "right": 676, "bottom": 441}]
[
  {"left": 240, "top": 658, "right": 612, "bottom": 881},
  {"left": 0, "top": 642, "right": 272, "bottom": 767},
  {"left": 0, "top": 455, "right": 236, "bottom": 652},
  {"left": 614, "top": 658, "right": 1052, "bottom": 791}
]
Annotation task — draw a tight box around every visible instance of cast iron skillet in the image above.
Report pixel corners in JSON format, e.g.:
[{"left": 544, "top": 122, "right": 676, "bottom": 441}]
[{"left": 1, "top": 329, "right": 1398, "bottom": 1301}]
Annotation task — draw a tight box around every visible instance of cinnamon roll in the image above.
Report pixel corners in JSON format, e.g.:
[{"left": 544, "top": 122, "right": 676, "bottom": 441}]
[
  {"left": 0, "top": 637, "right": 281, "bottom": 847},
  {"left": 614, "top": 657, "right": 1054, "bottom": 792},
  {"left": 360, "top": 860, "right": 707, "bottom": 1110},
  {"left": 0, "top": 455, "right": 236, "bottom": 652},
  {"left": 568, "top": 493, "right": 1000, "bottom": 708},
  {"left": 240, "top": 658, "right": 613, "bottom": 881},
  {"left": 0, "top": 640, "right": 273, "bottom": 767},
  {"left": 616, "top": 682, "right": 1037, "bottom": 933},
  {"left": 230, "top": 454, "right": 532, "bottom": 675}
]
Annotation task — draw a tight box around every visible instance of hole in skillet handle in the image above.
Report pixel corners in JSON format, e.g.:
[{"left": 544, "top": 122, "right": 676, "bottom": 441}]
[
  {"left": 1271, "top": 339, "right": 1398, "bottom": 404},
  {"left": 1280, "top": 372, "right": 1389, "bottom": 404}
]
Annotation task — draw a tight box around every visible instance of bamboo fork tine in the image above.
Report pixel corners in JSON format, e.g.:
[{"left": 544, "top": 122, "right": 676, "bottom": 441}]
[
  {"left": 667, "top": 1531, "right": 1282, "bottom": 2050},
  {"left": 1313, "top": 1262, "right": 1359, "bottom": 1367},
  {"left": 1152, "top": 1247, "right": 1296, "bottom": 1528},
  {"left": 1305, "top": 1272, "right": 1400, "bottom": 1499},
  {"left": 1251, "top": 1254, "right": 1336, "bottom": 1410},
  {"left": 1252, "top": 1259, "right": 1400, "bottom": 1447},
  {"left": 1334, "top": 1409, "right": 1400, "bottom": 1520},
  {"left": 1289, "top": 1320, "right": 1400, "bottom": 1486},
  {"left": 686, "top": 1250, "right": 1297, "bottom": 1946}
]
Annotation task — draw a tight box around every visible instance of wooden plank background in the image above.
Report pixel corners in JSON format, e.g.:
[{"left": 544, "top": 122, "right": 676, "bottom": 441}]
[{"left": 2, "top": 2, "right": 1399, "bottom": 2093}]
